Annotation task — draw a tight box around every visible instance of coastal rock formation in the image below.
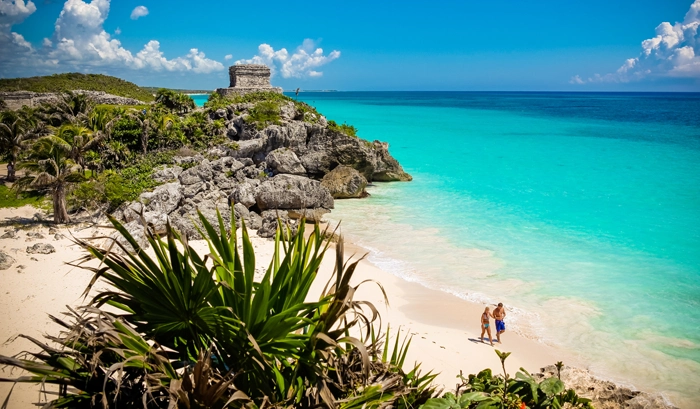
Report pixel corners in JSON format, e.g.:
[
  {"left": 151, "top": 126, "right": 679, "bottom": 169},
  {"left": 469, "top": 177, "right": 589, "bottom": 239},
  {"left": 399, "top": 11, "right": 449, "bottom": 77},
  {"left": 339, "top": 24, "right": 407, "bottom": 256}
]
[
  {"left": 255, "top": 175, "right": 334, "bottom": 211},
  {"left": 216, "top": 65, "right": 283, "bottom": 97},
  {"left": 535, "top": 365, "right": 678, "bottom": 409},
  {"left": 321, "top": 165, "right": 368, "bottom": 198},
  {"left": 0, "top": 90, "right": 145, "bottom": 110},
  {"left": 265, "top": 148, "right": 306, "bottom": 175},
  {"left": 115, "top": 96, "right": 410, "bottom": 242},
  {"left": 0, "top": 250, "right": 15, "bottom": 270}
]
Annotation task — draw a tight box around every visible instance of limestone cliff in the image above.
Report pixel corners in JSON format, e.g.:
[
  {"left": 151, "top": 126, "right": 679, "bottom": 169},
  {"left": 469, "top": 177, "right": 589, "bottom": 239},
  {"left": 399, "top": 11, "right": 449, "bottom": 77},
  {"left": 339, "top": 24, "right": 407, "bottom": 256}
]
[{"left": 115, "top": 98, "right": 411, "bottom": 242}]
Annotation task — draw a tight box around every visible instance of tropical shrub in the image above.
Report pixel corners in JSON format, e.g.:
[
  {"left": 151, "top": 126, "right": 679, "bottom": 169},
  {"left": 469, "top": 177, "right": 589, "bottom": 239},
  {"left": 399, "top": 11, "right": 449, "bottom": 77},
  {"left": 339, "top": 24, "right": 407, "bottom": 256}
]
[
  {"left": 0, "top": 211, "right": 440, "bottom": 409},
  {"left": 420, "top": 351, "right": 592, "bottom": 409},
  {"left": 155, "top": 88, "right": 195, "bottom": 114},
  {"left": 245, "top": 101, "right": 281, "bottom": 129},
  {"left": 327, "top": 120, "right": 358, "bottom": 137},
  {"left": 111, "top": 115, "right": 143, "bottom": 151}
]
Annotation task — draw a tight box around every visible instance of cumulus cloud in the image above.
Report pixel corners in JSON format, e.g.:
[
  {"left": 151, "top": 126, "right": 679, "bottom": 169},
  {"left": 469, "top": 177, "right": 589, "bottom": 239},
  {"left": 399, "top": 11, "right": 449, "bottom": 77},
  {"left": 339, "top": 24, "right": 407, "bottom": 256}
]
[
  {"left": 130, "top": 5, "right": 148, "bottom": 20},
  {"left": 572, "top": 0, "right": 700, "bottom": 84},
  {"left": 236, "top": 39, "right": 340, "bottom": 78},
  {"left": 0, "top": 0, "right": 225, "bottom": 76},
  {"left": 0, "top": 0, "right": 41, "bottom": 69},
  {"left": 224, "top": 54, "right": 233, "bottom": 60},
  {"left": 0, "top": 0, "right": 36, "bottom": 28}
]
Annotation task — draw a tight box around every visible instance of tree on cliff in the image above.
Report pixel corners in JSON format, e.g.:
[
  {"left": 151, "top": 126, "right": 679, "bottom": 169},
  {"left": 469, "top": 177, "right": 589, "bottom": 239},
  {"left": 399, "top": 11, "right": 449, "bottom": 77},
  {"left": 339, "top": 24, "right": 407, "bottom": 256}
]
[
  {"left": 155, "top": 88, "right": 195, "bottom": 114},
  {"left": 15, "top": 135, "right": 86, "bottom": 223}
]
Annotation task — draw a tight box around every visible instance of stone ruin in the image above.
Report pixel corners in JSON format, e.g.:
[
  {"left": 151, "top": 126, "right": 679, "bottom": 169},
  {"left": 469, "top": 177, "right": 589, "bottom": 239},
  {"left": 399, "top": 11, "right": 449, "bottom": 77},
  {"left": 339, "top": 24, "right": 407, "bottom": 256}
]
[{"left": 216, "top": 64, "right": 283, "bottom": 97}]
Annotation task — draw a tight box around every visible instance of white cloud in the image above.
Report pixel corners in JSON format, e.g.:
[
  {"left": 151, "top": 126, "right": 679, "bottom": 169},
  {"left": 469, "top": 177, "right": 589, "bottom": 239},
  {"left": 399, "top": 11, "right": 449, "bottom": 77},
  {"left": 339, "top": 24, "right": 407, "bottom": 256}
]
[
  {"left": 224, "top": 54, "right": 233, "bottom": 60},
  {"left": 0, "top": 0, "right": 40, "bottom": 68},
  {"left": 114, "top": 27, "right": 121, "bottom": 35},
  {"left": 0, "top": 0, "right": 36, "bottom": 28},
  {"left": 0, "top": 0, "right": 225, "bottom": 76},
  {"left": 573, "top": 0, "right": 700, "bottom": 84},
  {"left": 130, "top": 5, "right": 148, "bottom": 20},
  {"left": 236, "top": 39, "right": 340, "bottom": 78}
]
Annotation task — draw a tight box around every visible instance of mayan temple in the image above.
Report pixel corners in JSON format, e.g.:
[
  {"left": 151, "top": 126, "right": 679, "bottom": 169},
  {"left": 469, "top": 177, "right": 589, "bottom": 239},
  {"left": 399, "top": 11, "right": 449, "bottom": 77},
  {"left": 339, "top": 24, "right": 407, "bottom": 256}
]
[{"left": 215, "top": 64, "right": 283, "bottom": 97}]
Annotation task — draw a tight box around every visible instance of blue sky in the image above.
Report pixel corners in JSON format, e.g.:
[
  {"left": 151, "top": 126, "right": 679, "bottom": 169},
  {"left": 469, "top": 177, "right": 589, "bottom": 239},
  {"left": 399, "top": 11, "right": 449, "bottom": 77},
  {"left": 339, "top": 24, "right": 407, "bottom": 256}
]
[{"left": 1, "top": 0, "right": 699, "bottom": 91}]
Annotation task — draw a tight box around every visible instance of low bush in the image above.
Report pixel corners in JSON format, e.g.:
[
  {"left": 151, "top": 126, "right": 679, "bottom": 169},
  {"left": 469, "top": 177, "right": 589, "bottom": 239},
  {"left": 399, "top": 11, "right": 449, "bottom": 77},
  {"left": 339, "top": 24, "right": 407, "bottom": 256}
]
[
  {"left": 422, "top": 352, "right": 592, "bottom": 409},
  {"left": 70, "top": 151, "right": 175, "bottom": 211},
  {"left": 245, "top": 100, "right": 281, "bottom": 129},
  {"left": 328, "top": 119, "right": 358, "bottom": 137}
]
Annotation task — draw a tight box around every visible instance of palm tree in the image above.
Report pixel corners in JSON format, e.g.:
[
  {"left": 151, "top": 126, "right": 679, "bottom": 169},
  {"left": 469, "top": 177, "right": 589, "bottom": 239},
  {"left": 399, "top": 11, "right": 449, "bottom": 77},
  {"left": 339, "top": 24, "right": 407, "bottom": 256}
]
[
  {"left": 123, "top": 109, "right": 152, "bottom": 154},
  {"left": 15, "top": 136, "right": 85, "bottom": 223},
  {"left": 40, "top": 91, "right": 95, "bottom": 126},
  {"left": 0, "top": 111, "right": 37, "bottom": 182},
  {"left": 103, "top": 140, "right": 131, "bottom": 169},
  {"left": 54, "top": 124, "right": 101, "bottom": 173},
  {"left": 151, "top": 111, "right": 177, "bottom": 150}
]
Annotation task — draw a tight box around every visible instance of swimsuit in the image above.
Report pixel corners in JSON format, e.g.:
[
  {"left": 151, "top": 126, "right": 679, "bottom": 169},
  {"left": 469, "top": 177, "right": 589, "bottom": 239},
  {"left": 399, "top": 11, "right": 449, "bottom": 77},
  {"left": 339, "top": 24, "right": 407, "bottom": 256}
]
[
  {"left": 482, "top": 313, "right": 490, "bottom": 328},
  {"left": 496, "top": 320, "right": 505, "bottom": 332}
]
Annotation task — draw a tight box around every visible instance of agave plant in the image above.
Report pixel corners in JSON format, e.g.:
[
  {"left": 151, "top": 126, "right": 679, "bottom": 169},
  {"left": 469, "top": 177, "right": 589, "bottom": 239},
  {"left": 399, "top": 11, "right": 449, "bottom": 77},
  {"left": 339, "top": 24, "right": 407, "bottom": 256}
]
[
  {"left": 1, "top": 210, "right": 438, "bottom": 408},
  {"left": 0, "top": 307, "right": 178, "bottom": 408},
  {"left": 69, "top": 209, "right": 396, "bottom": 407}
]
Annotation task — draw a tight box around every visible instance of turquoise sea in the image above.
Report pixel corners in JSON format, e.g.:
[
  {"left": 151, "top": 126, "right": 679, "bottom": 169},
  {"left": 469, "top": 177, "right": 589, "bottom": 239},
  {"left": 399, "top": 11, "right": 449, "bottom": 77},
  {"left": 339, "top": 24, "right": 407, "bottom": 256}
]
[{"left": 196, "top": 92, "right": 700, "bottom": 403}]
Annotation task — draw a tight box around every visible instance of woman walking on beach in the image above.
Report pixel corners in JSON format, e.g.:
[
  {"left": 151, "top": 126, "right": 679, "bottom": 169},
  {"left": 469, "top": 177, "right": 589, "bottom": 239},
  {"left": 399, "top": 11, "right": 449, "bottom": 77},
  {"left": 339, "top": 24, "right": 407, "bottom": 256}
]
[{"left": 480, "top": 307, "right": 494, "bottom": 346}]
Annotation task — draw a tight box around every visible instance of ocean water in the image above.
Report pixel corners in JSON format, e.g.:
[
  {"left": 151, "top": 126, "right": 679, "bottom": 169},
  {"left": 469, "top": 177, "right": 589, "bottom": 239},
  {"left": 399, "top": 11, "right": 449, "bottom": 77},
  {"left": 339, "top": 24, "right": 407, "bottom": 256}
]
[
  {"left": 291, "top": 92, "right": 700, "bottom": 404},
  {"left": 190, "top": 93, "right": 209, "bottom": 107}
]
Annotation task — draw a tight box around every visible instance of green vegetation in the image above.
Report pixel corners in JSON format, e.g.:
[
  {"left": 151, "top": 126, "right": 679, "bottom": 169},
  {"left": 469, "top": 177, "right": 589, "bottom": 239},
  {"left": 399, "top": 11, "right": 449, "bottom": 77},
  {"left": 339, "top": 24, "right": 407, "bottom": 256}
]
[
  {"left": 155, "top": 88, "right": 195, "bottom": 114},
  {"left": 206, "top": 91, "right": 320, "bottom": 121},
  {"left": 423, "top": 354, "right": 591, "bottom": 409},
  {"left": 71, "top": 151, "right": 175, "bottom": 211},
  {"left": 0, "top": 184, "right": 47, "bottom": 208},
  {"left": 15, "top": 134, "right": 87, "bottom": 223},
  {"left": 328, "top": 120, "right": 358, "bottom": 137},
  {"left": 0, "top": 213, "right": 587, "bottom": 409},
  {"left": 0, "top": 87, "right": 228, "bottom": 220},
  {"left": 0, "top": 73, "right": 154, "bottom": 102},
  {"left": 245, "top": 100, "right": 282, "bottom": 129}
]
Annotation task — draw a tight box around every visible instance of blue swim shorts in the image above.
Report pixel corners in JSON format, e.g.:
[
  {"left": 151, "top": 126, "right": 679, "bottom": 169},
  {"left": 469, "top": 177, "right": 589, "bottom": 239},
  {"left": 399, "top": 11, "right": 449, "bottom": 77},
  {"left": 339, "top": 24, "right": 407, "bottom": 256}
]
[{"left": 495, "top": 320, "right": 505, "bottom": 332}]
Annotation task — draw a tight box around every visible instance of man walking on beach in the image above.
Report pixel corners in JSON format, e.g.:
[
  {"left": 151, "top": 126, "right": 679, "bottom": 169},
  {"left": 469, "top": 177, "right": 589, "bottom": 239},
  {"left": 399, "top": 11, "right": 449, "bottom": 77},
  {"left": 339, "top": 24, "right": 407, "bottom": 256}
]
[{"left": 494, "top": 303, "right": 506, "bottom": 343}]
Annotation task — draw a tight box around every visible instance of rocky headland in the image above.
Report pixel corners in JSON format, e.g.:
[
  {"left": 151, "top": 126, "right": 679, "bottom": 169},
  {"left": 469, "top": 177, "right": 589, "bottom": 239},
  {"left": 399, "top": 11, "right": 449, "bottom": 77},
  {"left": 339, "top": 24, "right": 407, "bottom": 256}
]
[{"left": 113, "top": 97, "right": 411, "bottom": 245}]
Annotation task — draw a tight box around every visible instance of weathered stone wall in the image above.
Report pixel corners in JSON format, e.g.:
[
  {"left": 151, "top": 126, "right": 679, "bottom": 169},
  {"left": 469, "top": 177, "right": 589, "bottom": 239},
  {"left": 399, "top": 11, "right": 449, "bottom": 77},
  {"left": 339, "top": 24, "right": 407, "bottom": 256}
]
[
  {"left": 217, "top": 87, "right": 283, "bottom": 97},
  {"left": 0, "top": 90, "right": 147, "bottom": 110},
  {"left": 216, "top": 64, "right": 283, "bottom": 97},
  {"left": 229, "top": 65, "right": 272, "bottom": 88}
]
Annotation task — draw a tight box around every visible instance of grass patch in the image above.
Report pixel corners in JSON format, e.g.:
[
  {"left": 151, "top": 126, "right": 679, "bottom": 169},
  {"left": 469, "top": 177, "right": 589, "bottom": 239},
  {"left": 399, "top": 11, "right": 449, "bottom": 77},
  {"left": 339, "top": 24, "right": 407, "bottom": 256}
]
[
  {"left": 0, "top": 73, "right": 154, "bottom": 102},
  {"left": 0, "top": 184, "right": 48, "bottom": 209}
]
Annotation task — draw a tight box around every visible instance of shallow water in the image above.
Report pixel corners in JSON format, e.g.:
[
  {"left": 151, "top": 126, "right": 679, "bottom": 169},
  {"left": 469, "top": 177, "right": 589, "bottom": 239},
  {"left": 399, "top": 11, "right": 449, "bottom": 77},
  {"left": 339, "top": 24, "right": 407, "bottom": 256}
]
[{"left": 294, "top": 92, "right": 700, "bottom": 404}]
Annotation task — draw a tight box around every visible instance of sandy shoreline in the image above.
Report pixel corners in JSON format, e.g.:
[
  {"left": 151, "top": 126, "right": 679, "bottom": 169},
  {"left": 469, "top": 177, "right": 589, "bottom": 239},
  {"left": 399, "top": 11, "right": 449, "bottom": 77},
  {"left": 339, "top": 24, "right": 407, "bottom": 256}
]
[{"left": 0, "top": 204, "right": 679, "bottom": 408}]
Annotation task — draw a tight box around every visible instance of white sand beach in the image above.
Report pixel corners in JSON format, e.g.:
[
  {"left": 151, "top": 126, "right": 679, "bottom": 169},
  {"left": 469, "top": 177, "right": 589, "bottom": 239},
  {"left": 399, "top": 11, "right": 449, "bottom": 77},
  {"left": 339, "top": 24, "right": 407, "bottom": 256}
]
[{"left": 0, "top": 204, "right": 575, "bottom": 408}]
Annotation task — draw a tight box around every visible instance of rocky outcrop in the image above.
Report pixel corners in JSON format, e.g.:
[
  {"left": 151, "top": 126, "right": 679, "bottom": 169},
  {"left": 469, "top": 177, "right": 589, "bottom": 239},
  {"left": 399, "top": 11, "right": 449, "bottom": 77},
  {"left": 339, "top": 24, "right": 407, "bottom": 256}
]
[
  {"left": 321, "top": 166, "right": 368, "bottom": 198},
  {"left": 26, "top": 243, "right": 56, "bottom": 254},
  {"left": 0, "top": 90, "right": 146, "bottom": 110},
  {"left": 0, "top": 250, "right": 15, "bottom": 270},
  {"left": 255, "top": 175, "right": 333, "bottom": 211},
  {"left": 535, "top": 365, "right": 678, "bottom": 409},
  {"left": 114, "top": 97, "right": 411, "bottom": 243},
  {"left": 266, "top": 148, "right": 306, "bottom": 175}
]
